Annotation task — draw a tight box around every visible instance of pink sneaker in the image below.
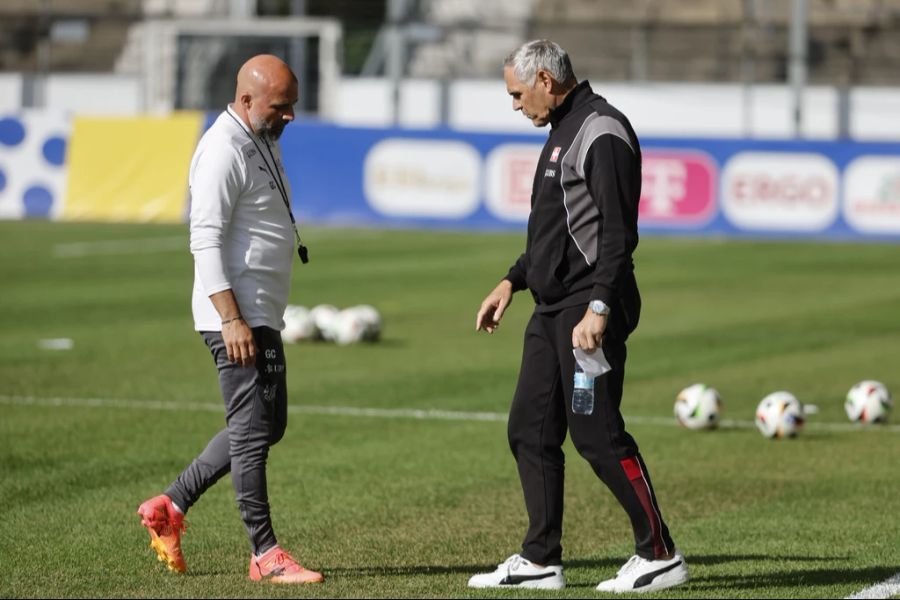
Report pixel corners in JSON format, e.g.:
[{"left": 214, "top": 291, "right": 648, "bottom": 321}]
[
  {"left": 249, "top": 545, "right": 324, "bottom": 584},
  {"left": 136, "top": 494, "right": 186, "bottom": 573}
]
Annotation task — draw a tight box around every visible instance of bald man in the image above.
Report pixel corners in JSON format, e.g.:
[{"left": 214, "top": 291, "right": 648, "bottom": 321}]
[{"left": 137, "top": 55, "right": 323, "bottom": 585}]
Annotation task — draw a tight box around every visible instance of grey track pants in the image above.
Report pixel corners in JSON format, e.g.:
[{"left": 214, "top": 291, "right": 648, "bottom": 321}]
[{"left": 166, "top": 327, "right": 287, "bottom": 555}]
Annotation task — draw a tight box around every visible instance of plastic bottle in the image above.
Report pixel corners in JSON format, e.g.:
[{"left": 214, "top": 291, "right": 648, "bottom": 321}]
[{"left": 572, "top": 363, "right": 595, "bottom": 415}]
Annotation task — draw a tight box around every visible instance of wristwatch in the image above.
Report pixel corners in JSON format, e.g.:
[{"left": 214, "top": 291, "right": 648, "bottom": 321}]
[{"left": 589, "top": 299, "right": 610, "bottom": 316}]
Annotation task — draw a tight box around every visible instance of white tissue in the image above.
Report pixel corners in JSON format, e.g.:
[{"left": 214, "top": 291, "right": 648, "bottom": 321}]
[{"left": 573, "top": 347, "right": 612, "bottom": 378}]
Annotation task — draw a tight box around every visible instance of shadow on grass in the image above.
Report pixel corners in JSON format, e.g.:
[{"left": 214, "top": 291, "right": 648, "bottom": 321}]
[
  {"left": 321, "top": 564, "right": 528, "bottom": 577},
  {"left": 321, "top": 554, "right": 888, "bottom": 594},
  {"left": 562, "top": 555, "right": 852, "bottom": 591},
  {"left": 687, "top": 565, "right": 897, "bottom": 591},
  {"left": 182, "top": 557, "right": 894, "bottom": 598},
  {"left": 322, "top": 558, "right": 620, "bottom": 578},
  {"left": 688, "top": 553, "right": 846, "bottom": 565},
  {"left": 321, "top": 554, "right": 850, "bottom": 579}
]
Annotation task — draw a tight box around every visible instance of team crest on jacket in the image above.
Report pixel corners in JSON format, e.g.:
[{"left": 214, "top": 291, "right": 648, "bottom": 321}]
[{"left": 550, "top": 146, "right": 562, "bottom": 162}]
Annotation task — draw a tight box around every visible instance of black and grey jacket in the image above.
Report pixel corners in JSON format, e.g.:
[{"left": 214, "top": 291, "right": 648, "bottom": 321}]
[{"left": 504, "top": 81, "right": 642, "bottom": 335}]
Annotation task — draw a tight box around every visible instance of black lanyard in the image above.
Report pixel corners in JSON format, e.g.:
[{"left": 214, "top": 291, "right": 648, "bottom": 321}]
[{"left": 226, "top": 108, "right": 309, "bottom": 263}]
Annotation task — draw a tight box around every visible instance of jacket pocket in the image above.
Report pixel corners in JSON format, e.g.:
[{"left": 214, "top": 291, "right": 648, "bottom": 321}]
[{"left": 526, "top": 233, "right": 570, "bottom": 304}]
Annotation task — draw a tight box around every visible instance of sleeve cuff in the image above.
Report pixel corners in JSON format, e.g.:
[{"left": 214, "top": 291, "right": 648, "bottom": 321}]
[
  {"left": 590, "top": 283, "right": 614, "bottom": 306},
  {"left": 504, "top": 272, "right": 527, "bottom": 293}
]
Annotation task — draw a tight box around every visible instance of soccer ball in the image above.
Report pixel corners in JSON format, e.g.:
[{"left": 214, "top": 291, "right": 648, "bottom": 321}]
[
  {"left": 674, "top": 384, "right": 721, "bottom": 430},
  {"left": 349, "top": 304, "right": 382, "bottom": 341},
  {"left": 333, "top": 308, "right": 369, "bottom": 346},
  {"left": 332, "top": 305, "right": 384, "bottom": 345},
  {"left": 309, "top": 304, "right": 340, "bottom": 341},
  {"left": 281, "top": 305, "right": 316, "bottom": 343},
  {"left": 755, "top": 391, "right": 805, "bottom": 438},
  {"left": 845, "top": 380, "right": 892, "bottom": 424}
]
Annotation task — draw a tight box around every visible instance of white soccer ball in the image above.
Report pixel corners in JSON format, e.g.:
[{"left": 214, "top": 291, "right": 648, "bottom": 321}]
[
  {"left": 674, "top": 384, "right": 721, "bottom": 430},
  {"left": 309, "top": 304, "right": 340, "bottom": 341},
  {"left": 845, "top": 380, "right": 892, "bottom": 424},
  {"left": 281, "top": 305, "right": 316, "bottom": 343},
  {"left": 332, "top": 308, "right": 369, "bottom": 346},
  {"left": 755, "top": 391, "right": 805, "bottom": 439},
  {"left": 348, "top": 304, "right": 382, "bottom": 341}
]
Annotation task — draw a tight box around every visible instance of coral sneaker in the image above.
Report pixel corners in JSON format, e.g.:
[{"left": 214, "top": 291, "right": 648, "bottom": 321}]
[
  {"left": 249, "top": 545, "right": 324, "bottom": 584},
  {"left": 136, "top": 494, "right": 187, "bottom": 574}
]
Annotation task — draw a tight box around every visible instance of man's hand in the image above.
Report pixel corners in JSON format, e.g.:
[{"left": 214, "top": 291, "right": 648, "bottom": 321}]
[
  {"left": 209, "top": 289, "right": 257, "bottom": 367},
  {"left": 572, "top": 307, "right": 607, "bottom": 352},
  {"left": 222, "top": 318, "right": 257, "bottom": 367},
  {"left": 476, "top": 280, "right": 514, "bottom": 334}
]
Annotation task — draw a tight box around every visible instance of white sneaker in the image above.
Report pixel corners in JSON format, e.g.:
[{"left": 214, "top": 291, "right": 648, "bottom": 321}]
[
  {"left": 596, "top": 551, "right": 688, "bottom": 593},
  {"left": 468, "top": 554, "right": 565, "bottom": 590}
]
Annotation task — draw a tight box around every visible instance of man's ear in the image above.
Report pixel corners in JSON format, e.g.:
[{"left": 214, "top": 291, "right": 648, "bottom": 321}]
[
  {"left": 536, "top": 70, "right": 554, "bottom": 92},
  {"left": 240, "top": 92, "right": 253, "bottom": 109}
]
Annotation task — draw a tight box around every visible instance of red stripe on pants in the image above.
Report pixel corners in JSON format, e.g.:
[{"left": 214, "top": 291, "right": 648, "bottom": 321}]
[{"left": 620, "top": 456, "right": 666, "bottom": 559}]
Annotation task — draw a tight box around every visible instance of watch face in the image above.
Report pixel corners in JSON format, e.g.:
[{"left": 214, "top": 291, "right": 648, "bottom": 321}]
[{"left": 590, "top": 300, "right": 609, "bottom": 315}]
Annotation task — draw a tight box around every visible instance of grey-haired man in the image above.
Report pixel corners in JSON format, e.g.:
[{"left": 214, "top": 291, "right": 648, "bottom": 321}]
[{"left": 471, "top": 40, "right": 688, "bottom": 594}]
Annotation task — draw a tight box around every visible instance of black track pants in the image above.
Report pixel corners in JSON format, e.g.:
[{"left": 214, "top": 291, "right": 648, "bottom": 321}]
[{"left": 508, "top": 305, "right": 674, "bottom": 565}]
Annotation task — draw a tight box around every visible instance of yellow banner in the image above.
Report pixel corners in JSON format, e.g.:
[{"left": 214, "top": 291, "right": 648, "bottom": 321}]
[{"left": 62, "top": 112, "right": 204, "bottom": 223}]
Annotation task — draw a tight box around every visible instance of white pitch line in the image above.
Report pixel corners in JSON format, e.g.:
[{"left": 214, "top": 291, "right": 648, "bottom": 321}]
[
  {"left": 53, "top": 236, "right": 186, "bottom": 258},
  {"left": 0, "top": 395, "right": 506, "bottom": 422},
  {"left": 1, "top": 394, "right": 898, "bottom": 433},
  {"left": 50, "top": 228, "right": 396, "bottom": 259},
  {"left": 845, "top": 572, "right": 900, "bottom": 599}
]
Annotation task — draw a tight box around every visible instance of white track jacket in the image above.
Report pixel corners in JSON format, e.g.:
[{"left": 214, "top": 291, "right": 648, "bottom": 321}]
[{"left": 188, "top": 106, "right": 294, "bottom": 332}]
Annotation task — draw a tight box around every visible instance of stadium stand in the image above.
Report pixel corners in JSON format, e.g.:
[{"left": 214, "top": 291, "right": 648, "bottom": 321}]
[
  {"left": 530, "top": 0, "right": 900, "bottom": 85},
  {"left": 397, "top": 0, "right": 900, "bottom": 85},
  {"left": 0, "top": 0, "right": 142, "bottom": 72},
  {"left": 0, "top": 0, "right": 232, "bottom": 73},
  {"left": 2, "top": 0, "right": 900, "bottom": 86},
  {"left": 405, "top": 0, "right": 537, "bottom": 78}
]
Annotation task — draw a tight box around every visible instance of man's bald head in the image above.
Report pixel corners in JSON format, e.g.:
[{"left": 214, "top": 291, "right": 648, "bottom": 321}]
[
  {"left": 232, "top": 54, "right": 298, "bottom": 141},
  {"left": 235, "top": 55, "right": 296, "bottom": 100}
]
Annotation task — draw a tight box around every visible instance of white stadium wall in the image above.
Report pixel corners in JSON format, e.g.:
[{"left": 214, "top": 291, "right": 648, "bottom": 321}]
[
  {"left": 332, "top": 78, "right": 900, "bottom": 141},
  {"left": 44, "top": 74, "right": 142, "bottom": 116},
  {"left": 0, "top": 75, "right": 23, "bottom": 113},
  {"left": 1, "top": 72, "right": 899, "bottom": 140}
]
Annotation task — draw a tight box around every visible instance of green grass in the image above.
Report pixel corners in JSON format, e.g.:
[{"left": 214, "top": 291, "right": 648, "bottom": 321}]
[{"left": 0, "top": 221, "right": 898, "bottom": 598}]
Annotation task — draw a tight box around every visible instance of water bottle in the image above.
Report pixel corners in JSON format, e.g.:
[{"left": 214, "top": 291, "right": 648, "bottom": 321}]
[{"left": 572, "top": 363, "right": 595, "bottom": 415}]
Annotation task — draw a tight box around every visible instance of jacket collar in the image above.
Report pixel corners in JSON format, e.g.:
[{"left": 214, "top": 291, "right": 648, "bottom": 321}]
[
  {"left": 550, "top": 80, "right": 594, "bottom": 128},
  {"left": 226, "top": 104, "right": 255, "bottom": 138}
]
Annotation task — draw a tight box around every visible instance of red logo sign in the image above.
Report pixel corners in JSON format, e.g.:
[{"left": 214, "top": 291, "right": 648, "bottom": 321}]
[
  {"left": 484, "top": 143, "right": 542, "bottom": 222},
  {"left": 722, "top": 152, "right": 838, "bottom": 232},
  {"left": 639, "top": 150, "right": 717, "bottom": 226}
]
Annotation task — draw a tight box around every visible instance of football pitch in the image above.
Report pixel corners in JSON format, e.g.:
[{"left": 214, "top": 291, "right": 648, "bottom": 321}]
[{"left": 1, "top": 220, "right": 898, "bottom": 599}]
